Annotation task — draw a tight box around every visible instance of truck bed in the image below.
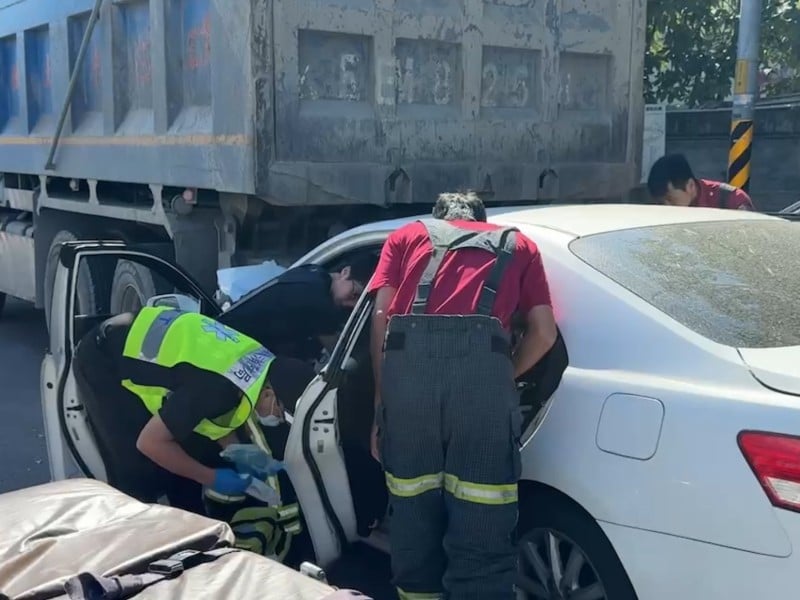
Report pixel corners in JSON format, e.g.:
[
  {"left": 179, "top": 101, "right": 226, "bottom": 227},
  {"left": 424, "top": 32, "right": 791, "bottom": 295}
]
[{"left": 0, "top": 0, "right": 646, "bottom": 205}]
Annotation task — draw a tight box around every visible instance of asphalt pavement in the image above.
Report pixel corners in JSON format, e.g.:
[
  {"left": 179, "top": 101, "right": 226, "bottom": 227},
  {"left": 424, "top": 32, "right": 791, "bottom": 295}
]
[
  {"left": 0, "top": 296, "right": 394, "bottom": 599},
  {"left": 0, "top": 297, "right": 50, "bottom": 493}
]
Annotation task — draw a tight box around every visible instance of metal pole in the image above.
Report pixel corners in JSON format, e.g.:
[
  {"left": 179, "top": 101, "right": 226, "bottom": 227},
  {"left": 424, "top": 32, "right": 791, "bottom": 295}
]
[
  {"left": 727, "top": 0, "right": 762, "bottom": 193},
  {"left": 44, "top": 0, "right": 104, "bottom": 171}
]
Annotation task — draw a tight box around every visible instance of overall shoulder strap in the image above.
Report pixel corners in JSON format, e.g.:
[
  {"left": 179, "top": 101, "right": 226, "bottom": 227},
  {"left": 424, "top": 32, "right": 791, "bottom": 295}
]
[
  {"left": 411, "top": 219, "right": 481, "bottom": 315},
  {"left": 461, "top": 228, "right": 518, "bottom": 315},
  {"left": 718, "top": 182, "right": 736, "bottom": 209}
]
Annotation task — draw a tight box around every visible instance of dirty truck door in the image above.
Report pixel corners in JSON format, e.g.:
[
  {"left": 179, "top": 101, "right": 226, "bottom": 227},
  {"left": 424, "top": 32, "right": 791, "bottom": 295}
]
[{"left": 41, "top": 242, "right": 220, "bottom": 482}]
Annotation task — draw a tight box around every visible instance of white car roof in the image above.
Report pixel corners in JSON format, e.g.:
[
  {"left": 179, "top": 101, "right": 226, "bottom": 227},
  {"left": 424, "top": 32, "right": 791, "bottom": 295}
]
[{"left": 339, "top": 203, "right": 779, "bottom": 240}]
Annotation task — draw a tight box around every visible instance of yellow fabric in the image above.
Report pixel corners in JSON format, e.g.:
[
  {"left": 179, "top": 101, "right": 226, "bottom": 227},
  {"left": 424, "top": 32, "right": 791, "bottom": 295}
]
[
  {"left": 396, "top": 588, "right": 443, "bottom": 600},
  {"left": 384, "top": 470, "right": 517, "bottom": 505},
  {"left": 121, "top": 306, "right": 273, "bottom": 440},
  {"left": 385, "top": 471, "right": 443, "bottom": 497},
  {"left": 444, "top": 473, "right": 517, "bottom": 505}
]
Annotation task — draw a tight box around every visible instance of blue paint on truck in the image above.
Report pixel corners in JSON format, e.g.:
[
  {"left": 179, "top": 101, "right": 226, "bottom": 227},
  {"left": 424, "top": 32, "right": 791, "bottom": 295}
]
[
  {"left": 0, "top": 0, "right": 644, "bottom": 205},
  {"left": 68, "top": 12, "right": 103, "bottom": 126},
  {"left": 0, "top": 35, "right": 19, "bottom": 131},
  {"left": 24, "top": 26, "right": 52, "bottom": 130}
]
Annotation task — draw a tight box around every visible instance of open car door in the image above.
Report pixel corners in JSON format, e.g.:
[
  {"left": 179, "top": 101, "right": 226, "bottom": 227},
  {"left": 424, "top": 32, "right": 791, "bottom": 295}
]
[
  {"left": 284, "top": 291, "right": 374, "bottom": 568},
  {"left": 40, "top": 241, "right": 221, "bottom": 482}
]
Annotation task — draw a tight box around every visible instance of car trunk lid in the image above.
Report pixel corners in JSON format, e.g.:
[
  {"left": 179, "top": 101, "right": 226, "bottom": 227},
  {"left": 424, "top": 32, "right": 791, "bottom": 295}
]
[{"left": 739, "top": 346, "right": 800, "bottom": 396}]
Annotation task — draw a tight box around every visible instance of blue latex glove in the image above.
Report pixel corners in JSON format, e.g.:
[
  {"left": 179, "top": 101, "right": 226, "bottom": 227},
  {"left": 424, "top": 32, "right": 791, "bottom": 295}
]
[
  {"left": 238, "top": 460, "right": 286, "bottom": 479},
  {"left": 212, "top": 469, "right": 252, "bottom": 495},
  {"left": 220, "top": 444, "right": 286, "bottom": 479}
]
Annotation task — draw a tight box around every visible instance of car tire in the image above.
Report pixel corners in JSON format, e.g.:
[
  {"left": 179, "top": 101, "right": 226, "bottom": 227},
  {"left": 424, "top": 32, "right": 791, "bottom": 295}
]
[
  {"left": 44, "top": 229, "right": 98, "bottom": 332},
  {"left": 109, "top": 259, "right": 159, "bottom": 314},
  {"left": 517, "top": 492, "right": 638, "bottom": 600}
]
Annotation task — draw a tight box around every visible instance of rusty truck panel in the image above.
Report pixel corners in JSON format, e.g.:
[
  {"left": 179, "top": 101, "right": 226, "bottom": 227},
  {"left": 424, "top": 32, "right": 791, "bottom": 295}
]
[{"left": 0, "top": 0, "right": 645, "bottom": 205}]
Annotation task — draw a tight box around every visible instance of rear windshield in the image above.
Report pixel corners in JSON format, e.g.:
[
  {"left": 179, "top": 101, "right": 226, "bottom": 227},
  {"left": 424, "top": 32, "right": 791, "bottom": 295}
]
[{"left": 569, "top": 219, "right": 800, "bottom": 348}]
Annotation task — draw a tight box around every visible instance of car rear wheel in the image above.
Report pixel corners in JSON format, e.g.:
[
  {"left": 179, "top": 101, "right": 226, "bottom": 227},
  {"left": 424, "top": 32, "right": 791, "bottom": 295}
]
[{"left": 516, "top": 493, "right": 637, "bottom": 600}]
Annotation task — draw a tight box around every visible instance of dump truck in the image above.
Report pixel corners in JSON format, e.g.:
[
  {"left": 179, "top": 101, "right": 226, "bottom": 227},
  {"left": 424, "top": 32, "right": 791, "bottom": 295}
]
[{"left": 0, "top": 0, "right": 646, "bottom": 324}]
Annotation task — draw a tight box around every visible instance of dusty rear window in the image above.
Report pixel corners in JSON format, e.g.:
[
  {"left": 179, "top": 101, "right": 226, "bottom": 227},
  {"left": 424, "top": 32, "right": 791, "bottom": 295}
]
[{"left": 569, "top": 219, "right": 800, "bottom": 348}]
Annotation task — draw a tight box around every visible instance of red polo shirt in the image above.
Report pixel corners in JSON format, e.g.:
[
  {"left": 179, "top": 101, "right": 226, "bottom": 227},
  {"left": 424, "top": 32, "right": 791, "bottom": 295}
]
[
  {"left": 367, "top": 220, "right": 552, "bottom": 330},
  {"left": 695, "top": 179, "right": 754, "bottom": 210}
]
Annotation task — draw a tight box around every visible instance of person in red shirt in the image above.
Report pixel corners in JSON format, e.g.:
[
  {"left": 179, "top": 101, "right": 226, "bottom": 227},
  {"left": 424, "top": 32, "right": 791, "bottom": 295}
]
[
  {"left": 368, "top": 192, "right": 557, "bottom": 600},
  {"left": 647, "top": 153, "right": 755, "bottom": 210}
]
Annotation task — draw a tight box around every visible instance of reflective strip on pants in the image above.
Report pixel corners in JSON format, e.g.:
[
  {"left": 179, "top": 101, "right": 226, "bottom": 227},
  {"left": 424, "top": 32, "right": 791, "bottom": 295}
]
[
  {"left": 203, "top": 488, "right": 246, "bottom": 503},
  {"left": 385, "top": 472, "right": 443, "bottom": 498},
  {"left": 444, "top": 473, "right": 517, "bottom": 506},
  {"left": 397, "top": 588, "right": 443, "bottom": 600}
]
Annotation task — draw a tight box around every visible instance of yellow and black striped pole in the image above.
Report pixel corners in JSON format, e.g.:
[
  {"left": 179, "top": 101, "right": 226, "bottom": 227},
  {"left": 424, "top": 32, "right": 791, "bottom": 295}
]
[
  {"left": 728, "top": 118, "right": 754, "bottom": 191},
  {"left": 727, "top": 0, "right": 762, "bottom": 194}
]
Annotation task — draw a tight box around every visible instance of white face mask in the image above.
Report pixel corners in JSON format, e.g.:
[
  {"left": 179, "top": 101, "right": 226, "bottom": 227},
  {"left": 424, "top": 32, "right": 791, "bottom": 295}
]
[
  {"left": 257, "top": 395, "right": 283, "bottom": 427},
  {"left": 258, "top": 414, "right": 283, "bottom": 427}
]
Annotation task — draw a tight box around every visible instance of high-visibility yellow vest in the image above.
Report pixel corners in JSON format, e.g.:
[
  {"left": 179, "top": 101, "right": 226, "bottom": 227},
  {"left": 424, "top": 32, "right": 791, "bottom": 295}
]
[{"left": 121, "top": 306, "right": 274, "bottom": 440}]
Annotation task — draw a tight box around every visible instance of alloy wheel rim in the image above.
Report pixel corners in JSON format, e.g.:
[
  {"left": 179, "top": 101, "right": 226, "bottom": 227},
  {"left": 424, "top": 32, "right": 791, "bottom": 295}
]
[{"left": 516, "top": 528, "right": 606, "bottom": 600}]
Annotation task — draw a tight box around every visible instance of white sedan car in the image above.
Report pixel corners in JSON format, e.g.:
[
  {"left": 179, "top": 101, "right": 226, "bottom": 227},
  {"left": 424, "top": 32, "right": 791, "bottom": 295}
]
[{"left": 41, "top": 204, "right": 800, "bottom": 600}]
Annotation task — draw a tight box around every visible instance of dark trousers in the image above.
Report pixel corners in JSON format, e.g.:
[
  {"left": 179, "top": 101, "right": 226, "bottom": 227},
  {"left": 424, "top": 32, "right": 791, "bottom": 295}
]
[
  {"left": 380, "top": 315, "right": 521, "bottom": 600},
  {"left": 72, "top": 326, "right": 206, "bottom": 515}
]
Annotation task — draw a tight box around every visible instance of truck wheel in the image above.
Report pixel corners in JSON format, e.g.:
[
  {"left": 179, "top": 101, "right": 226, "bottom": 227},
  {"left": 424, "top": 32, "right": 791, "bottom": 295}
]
[
  {"left": 44, "top": 230, "right": 98, "bottom": 331},
  {"left": 109, "top": 259, "right": 158, "bottom": 313},
  {"left": 516, "top": 491, "right": 638, "bottom": 600}
]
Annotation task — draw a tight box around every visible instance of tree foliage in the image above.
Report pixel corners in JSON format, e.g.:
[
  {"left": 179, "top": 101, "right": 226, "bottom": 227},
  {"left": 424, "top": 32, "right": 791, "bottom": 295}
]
[{"left": 645, "top": 0, "right": 800, "bottom": 106}]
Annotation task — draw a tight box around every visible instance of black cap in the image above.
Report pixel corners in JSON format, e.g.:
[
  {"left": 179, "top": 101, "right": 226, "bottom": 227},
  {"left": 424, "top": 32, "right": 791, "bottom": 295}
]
[{"left": 268, "top": 357, "right": 316, "bottom": 412}]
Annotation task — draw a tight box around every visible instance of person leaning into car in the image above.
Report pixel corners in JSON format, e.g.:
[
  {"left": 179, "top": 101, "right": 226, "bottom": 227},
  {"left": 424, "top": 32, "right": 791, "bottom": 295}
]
[
  {"left": 368, "top": 191, "right": 558, "bottom": 600},
  {"left": 72, "top": 305, "right": 313, "bottom": 515},
  {"left": 647, "top": 153, "right": 754, "bottom": 210},
  {"left": 221, "top": 256, "right": 378, "bottom": 362}
]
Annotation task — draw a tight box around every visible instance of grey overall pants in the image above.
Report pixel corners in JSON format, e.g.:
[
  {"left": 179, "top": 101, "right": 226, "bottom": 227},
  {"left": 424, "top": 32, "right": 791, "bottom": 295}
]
[{"left": 380, "top": 219, "right": 522, "bottom": 600}]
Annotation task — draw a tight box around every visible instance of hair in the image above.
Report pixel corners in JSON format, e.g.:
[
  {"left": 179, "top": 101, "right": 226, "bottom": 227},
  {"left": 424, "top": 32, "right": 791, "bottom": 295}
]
[
  {"left": 432, "top": 191, "right": 487, "bottom": 222},
  {"left": 647, "top": 154, "right": 696, "bottom": 198},
  {"left": 266, "top": 357, "right": 316, "bottom": 413},
  {"left": 341, "top": 253, "right": 379, "bottom": 285}
]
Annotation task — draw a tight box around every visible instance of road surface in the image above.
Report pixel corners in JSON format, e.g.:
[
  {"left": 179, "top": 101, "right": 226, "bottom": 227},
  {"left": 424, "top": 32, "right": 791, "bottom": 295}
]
[
  {"left": 0, "top": 297, "right": 50, "bottom": 492},
  {"left": 0, "top": 296, "right": 393, "bottom": 598}
]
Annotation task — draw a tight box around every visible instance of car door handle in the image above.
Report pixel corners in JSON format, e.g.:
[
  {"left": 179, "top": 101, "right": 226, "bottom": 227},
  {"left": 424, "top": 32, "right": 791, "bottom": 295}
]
[
  {"left": 314, "top": 418, "right": 334, "bottom": 425},
  {"left": 66, "top": 405, "right": 84, "bottom": 412}
]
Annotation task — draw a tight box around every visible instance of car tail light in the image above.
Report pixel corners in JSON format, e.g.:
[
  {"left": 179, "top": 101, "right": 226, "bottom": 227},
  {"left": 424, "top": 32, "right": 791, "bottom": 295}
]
[{"left": 738, "top": 431, "right": 800, "bottom": 513}]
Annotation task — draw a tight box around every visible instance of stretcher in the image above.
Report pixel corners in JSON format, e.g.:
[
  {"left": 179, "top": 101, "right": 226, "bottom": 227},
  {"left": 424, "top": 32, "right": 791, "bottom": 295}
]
[{"left": 0, "top": 479, "right": 370, "bottom": 600}]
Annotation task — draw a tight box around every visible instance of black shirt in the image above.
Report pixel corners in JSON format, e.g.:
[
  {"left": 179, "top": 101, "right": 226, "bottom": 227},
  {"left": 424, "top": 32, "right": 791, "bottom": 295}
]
[
  {"left": 100, "top": 313, "right": 243, "bottom": 444},
  {"left": 219, "top": 265, "right": 347, "bottom": 360}
]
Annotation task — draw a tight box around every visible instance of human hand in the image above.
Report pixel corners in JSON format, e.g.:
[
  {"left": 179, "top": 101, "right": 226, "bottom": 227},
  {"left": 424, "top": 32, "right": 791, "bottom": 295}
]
[
  {"left": 370, "top": 422, "right": 381, "bottom": 465},
  {"left": 212, "top": 468, "right": 252, "bottom": 495},
  {"left": 220, "top": 444, "right": 286, "bottom": 479}
]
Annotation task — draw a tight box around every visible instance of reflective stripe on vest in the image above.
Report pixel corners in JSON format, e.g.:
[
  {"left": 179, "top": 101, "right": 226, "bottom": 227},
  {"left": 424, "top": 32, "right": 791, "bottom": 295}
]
[{"left": 121, "top": 306, "right": 274, "bottom": 440}]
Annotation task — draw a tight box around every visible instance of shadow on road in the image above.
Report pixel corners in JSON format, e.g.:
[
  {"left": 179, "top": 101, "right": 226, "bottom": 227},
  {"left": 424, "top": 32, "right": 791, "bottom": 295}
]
[{"left": 0, "top": 297, "right": 50, "bottom": 492}]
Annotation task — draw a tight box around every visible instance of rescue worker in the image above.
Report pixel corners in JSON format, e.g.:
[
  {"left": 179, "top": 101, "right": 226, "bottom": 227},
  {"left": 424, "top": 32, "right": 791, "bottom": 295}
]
[
  {"left": 202, "top": 360, "right": 318, "bottom": 568},
  {"left": 72, "top": 306, "right": 313, "bottom": 515},
  {"left": 222, "top": 256, "right": 378, "bottom": 362},
  {"left": 647, "top": 153, "right": 755, "bottom": 209},
  {"left": 368, "top": 192, "right": 558, "bottom": 600}
]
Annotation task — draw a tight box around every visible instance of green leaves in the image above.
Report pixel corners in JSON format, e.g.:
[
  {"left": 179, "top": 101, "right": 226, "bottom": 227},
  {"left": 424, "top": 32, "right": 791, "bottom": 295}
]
[{"left": 645, "top": 0, "right": 800, "bottom": 106}]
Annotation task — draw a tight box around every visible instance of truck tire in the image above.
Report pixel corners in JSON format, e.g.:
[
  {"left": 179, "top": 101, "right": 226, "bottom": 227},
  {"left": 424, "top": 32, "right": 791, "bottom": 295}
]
[
  {"left": 109, "top": 259, "right": 159, "bottom": 313},
  {"left": 44, "top": 229, "right": 98, "bottom": 331}
]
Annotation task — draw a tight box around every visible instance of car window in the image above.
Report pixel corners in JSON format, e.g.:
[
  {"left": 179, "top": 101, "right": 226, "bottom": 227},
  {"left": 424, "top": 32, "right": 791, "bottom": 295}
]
[{"left": 569, "top": 219, "right": 800, "bottom": 348}]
